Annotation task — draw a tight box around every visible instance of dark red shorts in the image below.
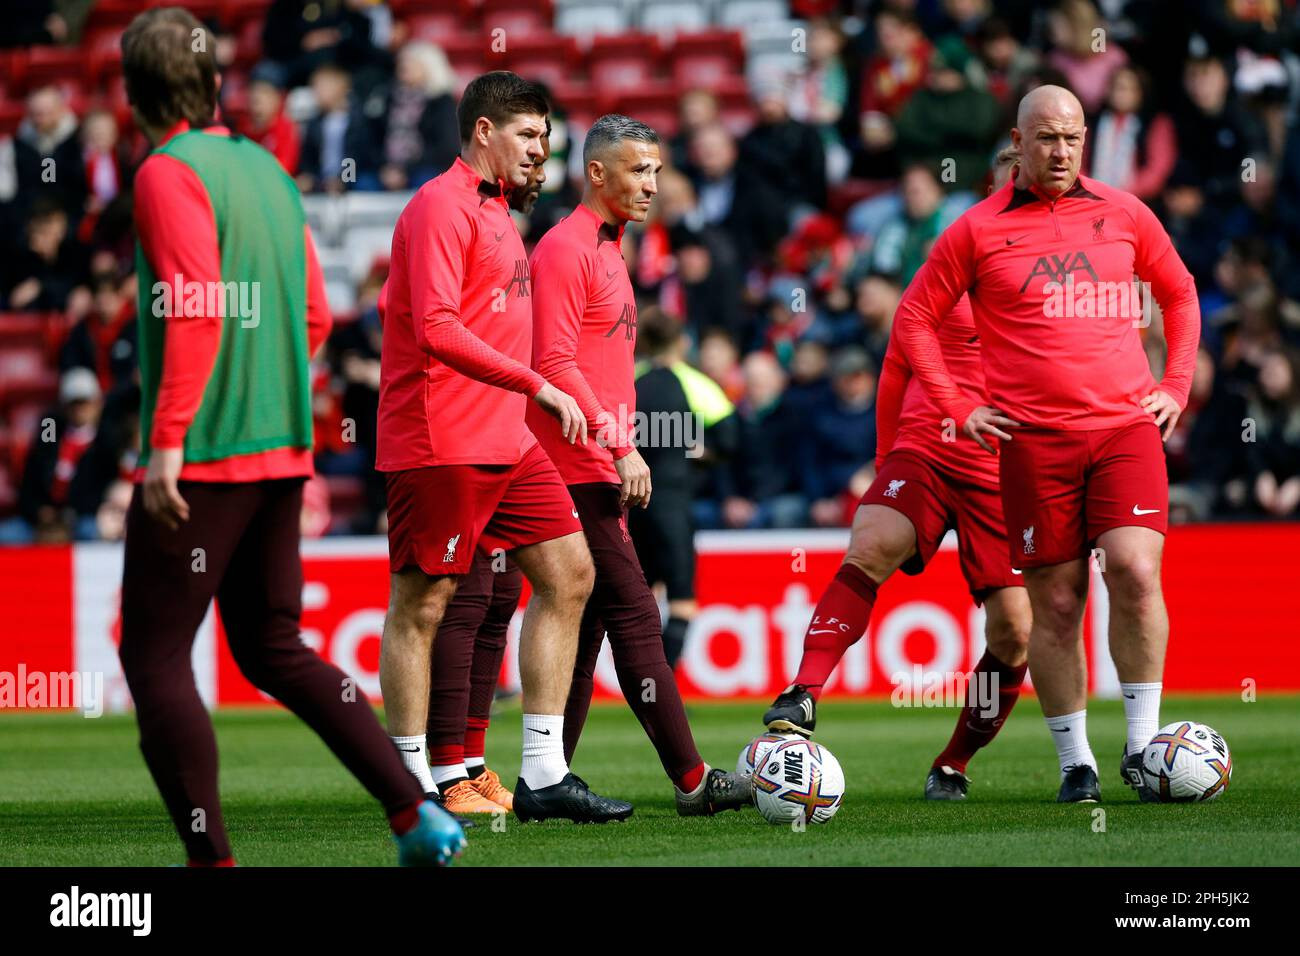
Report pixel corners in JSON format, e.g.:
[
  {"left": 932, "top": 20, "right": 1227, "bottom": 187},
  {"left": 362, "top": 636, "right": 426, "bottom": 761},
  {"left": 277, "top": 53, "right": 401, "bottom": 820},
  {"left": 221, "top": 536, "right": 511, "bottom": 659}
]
[
  {"left": 385, "top": 442, "right": 582, "bottom": 575},
  {"left": 859, "top": 449, "right": 1022, "bottom": 603},
  {"left": 998, "top": 420, "right": 1168, "bottom": 568}
]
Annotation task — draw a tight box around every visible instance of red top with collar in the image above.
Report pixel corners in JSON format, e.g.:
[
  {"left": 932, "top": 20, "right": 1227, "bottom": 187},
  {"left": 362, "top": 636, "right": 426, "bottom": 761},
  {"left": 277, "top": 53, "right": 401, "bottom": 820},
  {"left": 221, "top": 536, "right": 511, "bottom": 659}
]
[{"left": 526, "top": 203, "right": 637, "bottom": 486}]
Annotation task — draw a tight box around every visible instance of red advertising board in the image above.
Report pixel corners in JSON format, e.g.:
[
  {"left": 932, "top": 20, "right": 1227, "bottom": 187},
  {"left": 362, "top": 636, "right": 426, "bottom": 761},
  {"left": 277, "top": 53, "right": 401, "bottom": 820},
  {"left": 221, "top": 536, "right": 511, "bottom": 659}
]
[{"left": 0, "top": 525, "right": 1297, "bottom": 711}]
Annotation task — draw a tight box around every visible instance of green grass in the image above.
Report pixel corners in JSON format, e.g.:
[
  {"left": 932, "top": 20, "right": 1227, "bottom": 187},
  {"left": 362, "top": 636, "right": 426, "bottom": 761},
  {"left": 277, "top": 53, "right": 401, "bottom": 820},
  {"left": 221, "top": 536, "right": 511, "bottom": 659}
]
[{"left": 1, "top": 695, "right": 1296, "bottom": 866}]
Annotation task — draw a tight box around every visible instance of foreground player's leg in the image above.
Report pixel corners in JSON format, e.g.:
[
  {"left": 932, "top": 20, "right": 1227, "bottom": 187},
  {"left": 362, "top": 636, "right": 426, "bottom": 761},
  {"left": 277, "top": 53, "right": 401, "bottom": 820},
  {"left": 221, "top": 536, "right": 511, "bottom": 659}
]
[
  {"left": 1097, "top": 525, "right": 1167, "bottom": 800},
  {"left": 464, "top": 561, "right": 523, "bottom": 811},
  {"left": 926, "top": 587, "right": 1031, "bottom": 800},
  {"left": 380, "top": 569, "right": 459, "bottom": 796},
  {"left": 425, "top": 555, "right": 504, "bottom": 814},
  {"left": 1023, "top": 558, "right": 1099, "bottom": 802},
  {"left": 564, "top": 484, "right": 749, "bottom": 815},
  {"left": 765, "top": 504, "right": 915, "bottom": 736},
  {"left": 511, "top": 531, "right": 632, "bottom": 822}
]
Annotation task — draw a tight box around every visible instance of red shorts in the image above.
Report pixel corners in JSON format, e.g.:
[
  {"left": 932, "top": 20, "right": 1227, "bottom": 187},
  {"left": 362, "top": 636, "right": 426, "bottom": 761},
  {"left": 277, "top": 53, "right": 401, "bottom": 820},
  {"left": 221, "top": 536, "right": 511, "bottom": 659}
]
[
  {"left": 998, "top": 420, "right": 1168, "bottom": 569},
  {"left": 859, "top": 449, "right": 1022, "bottom": 604},
  {"left": 385, "top": 443, "right": 582, "bottom": 575}
]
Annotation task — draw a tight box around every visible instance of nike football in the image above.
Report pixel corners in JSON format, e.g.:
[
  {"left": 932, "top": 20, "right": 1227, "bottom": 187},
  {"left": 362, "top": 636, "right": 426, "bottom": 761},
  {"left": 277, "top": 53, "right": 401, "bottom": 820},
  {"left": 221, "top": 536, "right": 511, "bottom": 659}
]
[
  {"left": 753, "top": 738, "right": 845, "bottom": 824},
  {"left": 737, "top": 732, "right": 795, "bottom": 777},
  {"left": 1139, "top": 721, "right": 1232, "bottom": 802}
]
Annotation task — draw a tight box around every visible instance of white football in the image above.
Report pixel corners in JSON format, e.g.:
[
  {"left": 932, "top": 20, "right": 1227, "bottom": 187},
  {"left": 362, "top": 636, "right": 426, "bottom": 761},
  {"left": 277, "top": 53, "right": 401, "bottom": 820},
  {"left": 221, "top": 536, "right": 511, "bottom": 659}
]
[
  {"left": 1140, "top": 720, "right": 1232, "bottom": 802},
  {"left": 752, "top": 738, "right": 845, "bottom": 824},
  {"left": 737, "top": 732, "right": 794, "bottom": 776}
]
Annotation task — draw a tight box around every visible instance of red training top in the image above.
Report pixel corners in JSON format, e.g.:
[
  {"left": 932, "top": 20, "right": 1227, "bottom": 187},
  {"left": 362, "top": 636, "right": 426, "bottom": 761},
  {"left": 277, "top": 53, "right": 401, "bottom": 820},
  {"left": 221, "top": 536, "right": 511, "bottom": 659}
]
[
  {"left": 526, "top": 203, "right": 637, "bottom": 485},
  {"left": 133, "top": 121, "right": 331, "bottom": 483},
  {"left": 377, "top": 156, "right": 546, "bottom": 470},
  {"left": 894, "top": 175, "right": 1200, "bottom": 431},
  {"left": 875, "top": 294, "right": 999, "bottom": 486}
]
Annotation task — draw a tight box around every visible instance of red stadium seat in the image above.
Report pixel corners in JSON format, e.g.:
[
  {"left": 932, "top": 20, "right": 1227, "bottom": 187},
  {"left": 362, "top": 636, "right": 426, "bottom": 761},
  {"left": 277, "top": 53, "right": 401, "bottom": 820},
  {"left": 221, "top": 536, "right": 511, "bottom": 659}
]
[
  {"left": 548, "top": 79, "right": 599, "bottom": 127},
  {"left": 492, "top": 32, "right": 583, "bottom": 90},
  {"left": 220, "top": 0, "right": 276, "bottom": 30},
  {"left": 84, "top": 28, "right": 126, "bottom": 85},
  {"left": 667, "top": 30, "right": 745, "bottom": 88},
  {"left": 16, "top": 47, "right": 84, "bottom": 96},
  {"left": 232, "top": 17, "right": 263, "bottom": 68},
  {"left": 440, "top": 34, "right": 490, "bottom": 76},
  {"left": 83, "top": 0, "right": 152, "bottom": 33},
  {"left": 479, "top": 0, "right": 555, "bottom": 38},
  {"left": 0, "top": 314, "right": 47, "bottom": 351},
  {"left": 587, "top": 33, "right": 664, "bottom": 92},
  {"left": 603, "top": 84, "right": 679, "bottom": 136}
]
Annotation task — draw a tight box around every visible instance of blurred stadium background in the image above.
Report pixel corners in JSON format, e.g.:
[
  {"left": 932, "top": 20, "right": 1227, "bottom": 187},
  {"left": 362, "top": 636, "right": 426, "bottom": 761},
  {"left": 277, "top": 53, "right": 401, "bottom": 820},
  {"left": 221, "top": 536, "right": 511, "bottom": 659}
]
[{"left": 0, "top": 1, "right": 1297, "bottom": 707}]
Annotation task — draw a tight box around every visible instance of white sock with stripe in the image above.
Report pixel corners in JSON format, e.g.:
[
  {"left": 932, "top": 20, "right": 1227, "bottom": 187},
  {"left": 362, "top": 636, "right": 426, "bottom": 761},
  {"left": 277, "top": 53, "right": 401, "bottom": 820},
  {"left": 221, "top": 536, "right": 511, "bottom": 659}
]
[
  {"left": 1120, "top": 682, "right": 1162, "bottom": 756},
  {"left": 391, "top": 734, "right": 437, "bottom": 793},
  {"left": 520, "top": 714, "right": 567, "bottom": 790},
  {"left": 1044, "top": 710, "right": 1098, "bottom": 776}
]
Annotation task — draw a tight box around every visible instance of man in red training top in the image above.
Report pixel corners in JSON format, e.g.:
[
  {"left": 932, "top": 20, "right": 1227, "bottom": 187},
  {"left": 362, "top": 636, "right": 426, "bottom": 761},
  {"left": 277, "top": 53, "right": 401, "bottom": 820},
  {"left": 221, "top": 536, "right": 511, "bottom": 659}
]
[
  {"left": 893, "top": 86, "right": 1200, "bottom": 803},
  {"left": 422, "top": 130, "right": 549, "bottom": 817},
  {"left": 762, "top": 148, "right": 1030, "bottom": 802},
  {"left": 527, "top": 114, "right": 751, "bottom": 814},
  {"left": 377, "top": 72, "right": 631, "bottom": 823},
  {"left": 117, "top": 7, "right": 461, "bottom": 867}
]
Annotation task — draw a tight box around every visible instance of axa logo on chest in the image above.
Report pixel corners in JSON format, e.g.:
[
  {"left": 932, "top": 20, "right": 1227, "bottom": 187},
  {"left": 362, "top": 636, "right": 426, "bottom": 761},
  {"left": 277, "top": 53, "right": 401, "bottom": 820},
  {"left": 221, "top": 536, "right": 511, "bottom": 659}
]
[{"left": 50, "top": 886, "right": 151, "bottom": 936}]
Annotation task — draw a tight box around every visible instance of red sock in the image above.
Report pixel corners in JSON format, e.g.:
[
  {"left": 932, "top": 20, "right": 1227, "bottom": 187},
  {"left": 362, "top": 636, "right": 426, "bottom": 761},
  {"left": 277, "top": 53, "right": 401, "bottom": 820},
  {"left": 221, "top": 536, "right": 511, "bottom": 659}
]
[
  {"left": 793, "top": 564, "right": 879, "bottom": 700},
  {"left": 388, "top": 801, "right": 423, "bottom": 837},
  {"left": 933, "top": 650, "right": 1028, "bottom": 774},
  {"left": 675, "top": 762, "right": 705, "bottom": 793},
  {"left": 426, "top": 743, "right": 464, "bottom": 768},
  {"left": 463, "top": 716, "right": 488, "bottom": 765}
]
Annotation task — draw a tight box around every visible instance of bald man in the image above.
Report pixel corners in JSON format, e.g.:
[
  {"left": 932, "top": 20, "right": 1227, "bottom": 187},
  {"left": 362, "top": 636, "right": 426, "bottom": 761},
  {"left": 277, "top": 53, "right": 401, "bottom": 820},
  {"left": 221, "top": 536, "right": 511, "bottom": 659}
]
[{"left": 893, "top": 86, "right": 1200, "bottom": 802}]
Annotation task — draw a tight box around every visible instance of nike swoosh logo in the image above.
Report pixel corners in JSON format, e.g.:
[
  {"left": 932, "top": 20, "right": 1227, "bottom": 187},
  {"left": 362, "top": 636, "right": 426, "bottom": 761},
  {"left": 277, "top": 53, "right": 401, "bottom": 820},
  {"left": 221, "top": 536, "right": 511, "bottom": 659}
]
[
  {"left": 399, "top": 746, "right": 421, "bottom": 752},
  {"left": 1132, "top": 506, "right": 1161, "bottom": 515},
  {"left": 528, "top": 727, "right": 551, "bottom": 735},
  {"left": 1006, "top": 235, "right": 1028, "bottom": 245},
  {"left": 1124, "top": 693, "right": 1136, "bottom": 699},
  {"left": 494, "top": 231, "right": 505, "bottom": 241},
  {"left": 606, "top": 269, "right": 618, "bottom": 279},
  {"left": 1052, "top": 727, "right": 1071, "bottom": 733},
  {"left": 807, "top": 628, "right": 839, "bottom": 636}
]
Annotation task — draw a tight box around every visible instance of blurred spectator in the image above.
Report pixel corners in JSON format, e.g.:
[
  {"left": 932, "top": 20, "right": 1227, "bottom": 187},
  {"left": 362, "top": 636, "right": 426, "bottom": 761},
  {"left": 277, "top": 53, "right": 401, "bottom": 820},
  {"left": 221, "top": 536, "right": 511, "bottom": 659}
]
[
  {"left": 894, "top": 37, "right": 1000, "bottom": 194},
  {"left": 709, "top": 351, "right": 808, "bottom": 528},
  {"left": 244, "top": 62, "right": 302, "bottom": 175},
  {"left": 59, "top": 275, "right": 137, "bottom": 394},
  {"left": 80, "top": 110, "right": 132, "bottom": 235},
  {"left": 670, "top": 89, "right": 721, "bottom": 176},
  {"left": 1085, "top": 66, "right": 1176, "bottom": 200},
  {"left": 1247, "top": 350, "right": 1300, "bottom": 517},
  {"left": 298, "top": 62, "right": 381, "bottom": 193},
  {"left": 857, "top": 7, "right": 932, "bottom": 178},
  {"left": 1, "top": 0, "right": 67, "bottom": 47},
  {"left": 974, "top": 16, "right": 1041, "bottom": 114},
  {"left": 15, "top": 86, "right": 88, "bottom": 224},
  {"left": 2, "top": 201, "right": 89, "bottom": 312},
  {"left": 1174, "top": 54, "right": 1268, "bottom": 209},
  {"left": 742, "top": 74, "right": 828, "bottom": 214},
  {"left": 1159, "top": 160, "right": 1223, "bottom": 292},
  {"left": 688, "top": 123, "right": 787, "bottom": 263},
  {"left": 832, "top": 273, "right": 900, "bottom": 369},
  {"left": 698, "top": 328, "right": 745, "bottom": 403},
  {"left": 804, "top": 346, "right": 877, "bottom": 527},
  {"left": 861, "top": 164, "right": 966, "bottom": 285},
  {"left": 262, "top": 0, "right": 391, "bottom": 91},
  {"left": 376, "top": 42, "right": 460, "bottom": 191},
  {"left": 663, "top": 224, "right": 747, "bottom": 343},
  {"left": 13, "top": 370, "right": 103, "bottom": 543},
  {"left": 786, "top": 19, "right": 851, "bottom": 183},
  {"left": 1045, "top": 0, "right": 1128, "bottom": 113}
]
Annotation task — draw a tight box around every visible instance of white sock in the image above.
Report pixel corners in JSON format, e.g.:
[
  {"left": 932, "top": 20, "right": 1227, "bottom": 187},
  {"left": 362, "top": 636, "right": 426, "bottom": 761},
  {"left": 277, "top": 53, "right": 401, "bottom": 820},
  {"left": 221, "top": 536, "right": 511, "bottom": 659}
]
[
  {"left": 1044, "top": 710, "right": 1097, "bottom": 776},
  {"left": 391, "top": 734, "right": 436, "bottom": 793},
  {"left": 520, "top": 714, "right": 568, "bottom": 789},
  {"left": 430, "top": 762, "right": 468, "bottom": 788},
  {"left": 1121, "top": 681, "right": 1162, "bottom": 756}
]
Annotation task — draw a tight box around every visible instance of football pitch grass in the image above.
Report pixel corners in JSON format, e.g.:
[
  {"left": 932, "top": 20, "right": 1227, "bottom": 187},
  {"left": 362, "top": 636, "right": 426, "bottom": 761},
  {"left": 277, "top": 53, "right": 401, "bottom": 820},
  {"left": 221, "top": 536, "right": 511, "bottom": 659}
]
[{"left": 2, "top": 694, "right": 1296, "bottom": 867}]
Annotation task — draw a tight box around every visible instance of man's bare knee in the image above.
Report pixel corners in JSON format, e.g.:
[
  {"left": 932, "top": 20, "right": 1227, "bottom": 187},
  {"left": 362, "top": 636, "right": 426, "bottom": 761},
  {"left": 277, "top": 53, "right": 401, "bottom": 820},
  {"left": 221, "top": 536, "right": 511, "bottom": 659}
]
[
  {"left": 844, "top": 506, "right": 915, "bottom": 581},
  {"left": 389, "top": 572, "right": 455, "bottom": 634}
]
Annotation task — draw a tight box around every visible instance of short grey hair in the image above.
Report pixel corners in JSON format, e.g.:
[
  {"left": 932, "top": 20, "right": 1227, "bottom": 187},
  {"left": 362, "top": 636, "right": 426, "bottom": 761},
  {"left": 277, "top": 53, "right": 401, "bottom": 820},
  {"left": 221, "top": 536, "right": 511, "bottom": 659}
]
[{"left": 582, "top": 113, "right": 660, "bottom": 165}]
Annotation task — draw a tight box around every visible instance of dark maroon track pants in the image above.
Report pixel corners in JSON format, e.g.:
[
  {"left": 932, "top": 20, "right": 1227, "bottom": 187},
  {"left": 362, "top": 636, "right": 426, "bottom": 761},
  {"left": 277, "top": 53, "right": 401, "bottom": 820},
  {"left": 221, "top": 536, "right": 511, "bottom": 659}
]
[
  {"left": 426, "top": 549, "right": 522, "bottom": 763},
  {"left": 118, "top": 478, "right": 423, "bottom": 863},
  {"left": 563, "top": 482, "right": 702, "bottom": 781}
]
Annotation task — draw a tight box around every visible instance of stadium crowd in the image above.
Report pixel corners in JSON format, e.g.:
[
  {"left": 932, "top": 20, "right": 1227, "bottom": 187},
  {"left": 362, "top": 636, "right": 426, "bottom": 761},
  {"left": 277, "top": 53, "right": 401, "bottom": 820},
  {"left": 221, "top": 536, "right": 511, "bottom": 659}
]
[{"left": 2, "top": 0, "right": 1300, "bottom": 544}]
